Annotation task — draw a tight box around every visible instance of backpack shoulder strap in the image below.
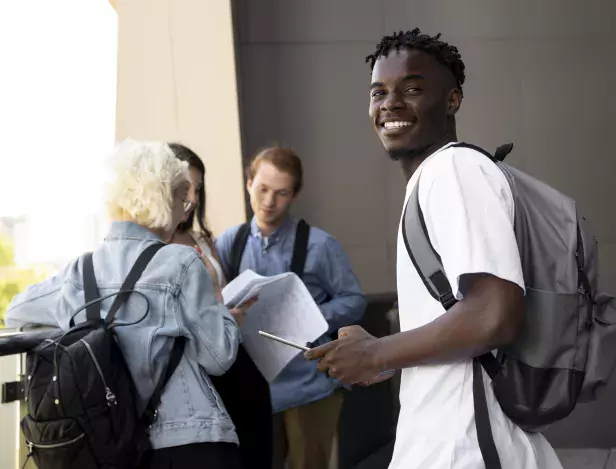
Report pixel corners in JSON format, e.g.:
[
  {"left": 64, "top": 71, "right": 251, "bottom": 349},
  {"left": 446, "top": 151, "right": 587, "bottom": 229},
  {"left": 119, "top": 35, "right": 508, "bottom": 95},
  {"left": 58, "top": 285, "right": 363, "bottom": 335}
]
[
  {"left": 402, "top": 168, "right": 503, "bottom": 469},
  {"left": 402, "top": 140, "right": 514, "bottom": 297},
  {"left": 473, "top": 358, "right": 502, "bottom": 469},
  {"left": 494, "top": 143, "right": 514, "bottom": 162},
  {"left": 82, "top": 252, "right": 101, "bottom": 323},
  {"left": 290, "top": 219, "right": 310, "bottom": 278},
  {"left": 228, "top": 223, "right": 251, "bottom": 281},
  {"left": 449, "top": 141, "right": 514, "bottom": 163},
  {"left": 402, "top": 184, "right": 456, "bottom": 310},
  {"left": 142, "top": 336, "right": 186, "bottom": 426},
  {"left": 106, "top": 243, "right": 166, "bottom": 324},
  {"left": 78, "top": 243, "right": 182, "bottom": 426}
]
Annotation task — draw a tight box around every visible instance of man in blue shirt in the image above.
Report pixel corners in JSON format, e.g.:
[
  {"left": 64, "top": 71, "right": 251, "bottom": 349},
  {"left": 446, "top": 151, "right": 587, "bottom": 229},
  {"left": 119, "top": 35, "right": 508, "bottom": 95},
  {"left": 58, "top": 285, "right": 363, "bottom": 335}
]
[{"left": 216, "top": 145, "right": 366, "bottom": 469}]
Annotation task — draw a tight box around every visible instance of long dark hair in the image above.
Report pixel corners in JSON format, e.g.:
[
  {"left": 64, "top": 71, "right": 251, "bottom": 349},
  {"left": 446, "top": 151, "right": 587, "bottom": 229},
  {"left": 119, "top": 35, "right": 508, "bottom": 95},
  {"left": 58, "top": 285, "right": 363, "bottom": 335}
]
[{"left": 168, "top": 142, "right": 212, "bottom": 240}]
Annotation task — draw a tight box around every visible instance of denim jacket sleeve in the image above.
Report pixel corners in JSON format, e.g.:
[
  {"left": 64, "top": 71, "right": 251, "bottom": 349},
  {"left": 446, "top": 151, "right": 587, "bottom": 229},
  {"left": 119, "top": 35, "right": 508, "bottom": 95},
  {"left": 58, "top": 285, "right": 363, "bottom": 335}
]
[
  {"left": 4, "top": 261, "right": 76, "bottom": 329},
  {"left": 176, "top": 256, "right": 240, "bottom": 376}
]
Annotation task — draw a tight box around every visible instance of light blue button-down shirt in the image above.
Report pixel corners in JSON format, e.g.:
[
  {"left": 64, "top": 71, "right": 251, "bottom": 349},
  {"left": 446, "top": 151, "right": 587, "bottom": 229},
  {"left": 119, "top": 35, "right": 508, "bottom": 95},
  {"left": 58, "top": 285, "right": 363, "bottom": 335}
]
[{"left": 216, "top": 216, "right": 366, "bottom": 412}]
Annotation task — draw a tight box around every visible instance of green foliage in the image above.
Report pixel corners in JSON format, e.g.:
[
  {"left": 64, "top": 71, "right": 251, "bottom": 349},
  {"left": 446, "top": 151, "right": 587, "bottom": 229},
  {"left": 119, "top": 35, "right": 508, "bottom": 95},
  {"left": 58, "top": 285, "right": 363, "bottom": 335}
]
[
  {"left": 0, "top": 235, "right": 46, "bottom": 327},
  {"left": 0, "top": 234, "right": 14, "bottom": 266}
]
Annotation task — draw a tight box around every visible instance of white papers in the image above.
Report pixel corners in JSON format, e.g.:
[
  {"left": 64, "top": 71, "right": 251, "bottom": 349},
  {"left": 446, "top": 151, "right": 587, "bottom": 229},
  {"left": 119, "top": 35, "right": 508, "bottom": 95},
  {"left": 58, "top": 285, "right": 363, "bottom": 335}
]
[{"left": 222, "top": 269, "right": 328, "bottom": 382}]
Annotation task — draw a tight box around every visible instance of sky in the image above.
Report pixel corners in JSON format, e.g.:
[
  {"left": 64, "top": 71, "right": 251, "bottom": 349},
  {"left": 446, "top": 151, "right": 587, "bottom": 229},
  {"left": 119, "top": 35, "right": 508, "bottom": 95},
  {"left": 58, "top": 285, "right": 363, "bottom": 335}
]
[{"left": 0, "top": 0, "right": 117, "bottom": 264}]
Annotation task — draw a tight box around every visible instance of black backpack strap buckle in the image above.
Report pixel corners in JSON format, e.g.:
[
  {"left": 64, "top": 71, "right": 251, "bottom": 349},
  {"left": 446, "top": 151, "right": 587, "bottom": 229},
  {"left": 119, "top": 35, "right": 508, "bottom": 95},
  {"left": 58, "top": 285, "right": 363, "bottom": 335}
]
[
  {"left": 439, "top": 291, "right": 457, "bottom": 311},
  {"left": 1, "top": 379, "right": 25, "bottom": 403},
  {"left": 142, "top": 408, "right": 158, "bottom": 427}
]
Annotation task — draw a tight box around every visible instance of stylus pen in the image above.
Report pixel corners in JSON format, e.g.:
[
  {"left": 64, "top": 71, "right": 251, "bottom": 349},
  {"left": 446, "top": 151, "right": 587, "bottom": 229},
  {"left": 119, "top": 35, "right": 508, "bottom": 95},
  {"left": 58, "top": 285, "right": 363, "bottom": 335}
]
[{"left": 258, "top": 330, "right": 311, "bottom": 352}]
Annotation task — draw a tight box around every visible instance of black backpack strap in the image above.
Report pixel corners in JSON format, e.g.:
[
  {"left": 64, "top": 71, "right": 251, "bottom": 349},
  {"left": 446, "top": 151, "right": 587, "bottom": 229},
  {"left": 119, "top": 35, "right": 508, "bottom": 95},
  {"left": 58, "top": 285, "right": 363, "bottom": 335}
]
[
  {"left": 449, "top": 141, "right": 514, "bottom": 164},
  {"left": 289, "top": 219, "right": 310, "bottom": 278},
  {"left": 478, "top": 353, "right": 500, "bottom": 380},
  {"left": 402, "top": 173, "right": 502, "bottom": 469},
  {"left": 81, "top": 253, "right": 101, "bottom": 324},
  {"left": 473, "top": 358, "right": 502, "bottom": 468},
  {"left": 75, "top": 244, "right": 165, "bottom": 327},
  {"left": 449, "top": 142, "right": 495, "bottom": 161},
  {"left": 106, "top": 243, "right": 166, "bottom": 324},
  {"left": 142, "top": 336, "right": 186, "bottom": 426},
  {"left": 228, "top": 223, "right": 251, "bottom": 281},
  {"left": 494, "top": 143, "right": 514, "bottom": 162}
]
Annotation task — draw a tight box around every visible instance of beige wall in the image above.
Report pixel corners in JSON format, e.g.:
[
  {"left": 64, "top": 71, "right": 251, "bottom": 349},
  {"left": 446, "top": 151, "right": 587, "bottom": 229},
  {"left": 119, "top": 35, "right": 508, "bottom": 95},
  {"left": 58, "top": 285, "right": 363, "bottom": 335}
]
[
  {"left": 2, "top": 5, "right": 245, "bottom": 466},
  {"left": 0, "top": 355, "right": 20, "bottom": 469},
  {"left": 114, "top": 0, "right": 246, "bottom": 235}
]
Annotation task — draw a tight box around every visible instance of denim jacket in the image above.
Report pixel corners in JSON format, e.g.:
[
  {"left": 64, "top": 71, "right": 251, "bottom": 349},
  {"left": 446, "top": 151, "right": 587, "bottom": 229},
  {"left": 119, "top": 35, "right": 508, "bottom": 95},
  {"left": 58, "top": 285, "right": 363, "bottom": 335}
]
[{"left": 5, "top": 221, "right": 240, "bottom": 449}]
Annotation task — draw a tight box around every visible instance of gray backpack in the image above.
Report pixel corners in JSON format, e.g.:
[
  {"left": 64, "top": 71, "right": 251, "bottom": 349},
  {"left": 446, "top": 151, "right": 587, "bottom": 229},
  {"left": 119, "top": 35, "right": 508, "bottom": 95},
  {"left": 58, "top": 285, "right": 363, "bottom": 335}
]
[{"left": 402, "top": 142, "right": 616, "bottom": 469}]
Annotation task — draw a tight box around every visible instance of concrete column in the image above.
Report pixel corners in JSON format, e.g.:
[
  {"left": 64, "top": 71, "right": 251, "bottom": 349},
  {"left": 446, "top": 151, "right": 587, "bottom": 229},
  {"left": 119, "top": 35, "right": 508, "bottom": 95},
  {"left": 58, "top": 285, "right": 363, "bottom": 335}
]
[{"left": 113, "top": 0, "right": 246, "bottom": 234}]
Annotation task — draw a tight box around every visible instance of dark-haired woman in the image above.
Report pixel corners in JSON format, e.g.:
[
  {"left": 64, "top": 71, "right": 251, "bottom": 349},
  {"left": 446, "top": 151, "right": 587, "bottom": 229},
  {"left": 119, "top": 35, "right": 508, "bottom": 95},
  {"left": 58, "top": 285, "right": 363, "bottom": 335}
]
[{"left": 169, "top": 143, "right": 273, "bottom": 469}]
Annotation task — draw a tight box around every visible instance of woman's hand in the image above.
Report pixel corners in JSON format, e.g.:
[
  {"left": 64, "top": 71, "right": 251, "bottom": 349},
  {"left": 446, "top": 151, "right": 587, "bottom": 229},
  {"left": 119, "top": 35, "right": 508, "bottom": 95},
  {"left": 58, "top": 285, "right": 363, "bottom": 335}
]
[
  {"left": 229, "top": 297, "right": 258, "bottom": 327},
  {"left": 195, "top": 245, "right": 223, "bottom": 303},
  {"left": 193, "top": 244, "right": 257, "bottom": 325}
]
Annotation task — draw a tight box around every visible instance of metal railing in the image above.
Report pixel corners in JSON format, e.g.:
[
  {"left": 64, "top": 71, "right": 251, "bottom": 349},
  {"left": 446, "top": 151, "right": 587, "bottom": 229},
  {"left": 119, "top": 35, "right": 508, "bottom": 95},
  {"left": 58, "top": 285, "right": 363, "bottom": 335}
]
[
  {"left": 0, "top": 326, "right": 61, "bottom": 469},
  {"left": 0, "top": 326, "right": 59, "bottom": 404}
]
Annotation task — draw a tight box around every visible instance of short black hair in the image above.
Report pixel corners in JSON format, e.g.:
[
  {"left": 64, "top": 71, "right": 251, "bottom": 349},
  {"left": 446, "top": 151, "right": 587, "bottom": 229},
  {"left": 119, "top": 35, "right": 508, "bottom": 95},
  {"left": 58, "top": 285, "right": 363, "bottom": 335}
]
[{"left": 365, "top": 28, "right": 466, "bottom": 96}]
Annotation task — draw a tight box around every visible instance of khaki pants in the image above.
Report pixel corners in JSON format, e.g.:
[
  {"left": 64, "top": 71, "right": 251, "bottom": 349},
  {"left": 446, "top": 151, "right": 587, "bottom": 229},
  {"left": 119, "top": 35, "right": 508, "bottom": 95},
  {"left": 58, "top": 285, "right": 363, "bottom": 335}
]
[{"left": 272, "top": 391, "right": 343, "bottom": 469}]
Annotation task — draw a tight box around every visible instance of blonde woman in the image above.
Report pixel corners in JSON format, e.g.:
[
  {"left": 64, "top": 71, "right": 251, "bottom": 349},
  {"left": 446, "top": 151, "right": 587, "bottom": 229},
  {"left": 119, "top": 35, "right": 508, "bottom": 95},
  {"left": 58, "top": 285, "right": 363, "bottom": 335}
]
[{"left": 6, "top": 140, "right": 245, "bottom": 469}]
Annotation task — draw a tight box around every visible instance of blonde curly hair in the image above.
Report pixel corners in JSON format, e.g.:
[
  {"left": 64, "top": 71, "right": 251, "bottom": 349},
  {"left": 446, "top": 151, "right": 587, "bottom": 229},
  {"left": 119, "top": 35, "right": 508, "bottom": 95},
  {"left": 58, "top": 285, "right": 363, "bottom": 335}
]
[{"left": 105, "top": 139, "right": 189, "bottom": 230}]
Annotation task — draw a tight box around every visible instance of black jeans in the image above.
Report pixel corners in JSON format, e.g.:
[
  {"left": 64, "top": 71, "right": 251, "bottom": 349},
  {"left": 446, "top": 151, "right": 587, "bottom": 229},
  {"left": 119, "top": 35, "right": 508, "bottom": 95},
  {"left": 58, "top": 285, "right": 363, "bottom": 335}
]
[{"left": 140, "top": 442, "right": 243, "bottom": 469}]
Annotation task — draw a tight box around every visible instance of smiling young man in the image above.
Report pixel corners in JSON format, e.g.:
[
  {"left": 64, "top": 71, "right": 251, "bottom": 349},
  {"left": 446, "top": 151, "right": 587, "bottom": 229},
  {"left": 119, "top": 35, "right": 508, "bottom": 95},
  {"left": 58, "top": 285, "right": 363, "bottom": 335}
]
[
  {"left": 215, "top": 146, "right": 366, "bottom": 469},
  {"left": 306, "top": 29, "right": 563, "bottom": 468}
]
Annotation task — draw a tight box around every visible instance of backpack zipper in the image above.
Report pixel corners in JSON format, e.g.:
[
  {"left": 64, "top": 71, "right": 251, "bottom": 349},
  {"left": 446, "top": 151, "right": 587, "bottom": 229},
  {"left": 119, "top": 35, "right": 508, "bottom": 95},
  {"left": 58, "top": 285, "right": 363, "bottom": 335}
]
[
  {"left": 26, "top": 433, "right": 85, "bottom": 452},
  {"left": 22, "top": 434, "right": 86, "bottom": 469},
  {"left": 80, "top": 339, "right": 117, "bottom": 406}
]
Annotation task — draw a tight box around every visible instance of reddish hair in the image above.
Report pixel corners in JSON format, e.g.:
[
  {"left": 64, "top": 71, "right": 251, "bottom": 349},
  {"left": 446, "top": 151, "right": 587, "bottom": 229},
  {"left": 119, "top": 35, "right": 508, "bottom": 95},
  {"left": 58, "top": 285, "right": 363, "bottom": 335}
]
[{"left": 246, "top": 145, "right": 304, "bottom": 194}]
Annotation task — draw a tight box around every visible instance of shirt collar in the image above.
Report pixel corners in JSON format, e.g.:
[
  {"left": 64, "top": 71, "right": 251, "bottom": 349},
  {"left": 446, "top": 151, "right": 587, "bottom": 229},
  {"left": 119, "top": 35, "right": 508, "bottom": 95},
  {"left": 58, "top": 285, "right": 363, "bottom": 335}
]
[
  {"left": 250, "top": 215, "right": 296, "bottom": 243},
  {"left": 104, "top": 221, "right": 165, "bottom": 243}
]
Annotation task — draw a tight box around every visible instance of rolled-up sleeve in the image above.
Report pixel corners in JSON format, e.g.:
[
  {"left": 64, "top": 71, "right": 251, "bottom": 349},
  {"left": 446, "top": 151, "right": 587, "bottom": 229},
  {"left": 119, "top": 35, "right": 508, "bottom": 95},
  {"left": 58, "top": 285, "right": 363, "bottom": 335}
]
[
  {"left": 214, "top": 226, "right": 240, "bottom": 282},
  {"left": 317, "top": 237, "right": 367, "bottom": 334},
  {"left": 176, "top": 256, "right": 240, "bottom": 376}
]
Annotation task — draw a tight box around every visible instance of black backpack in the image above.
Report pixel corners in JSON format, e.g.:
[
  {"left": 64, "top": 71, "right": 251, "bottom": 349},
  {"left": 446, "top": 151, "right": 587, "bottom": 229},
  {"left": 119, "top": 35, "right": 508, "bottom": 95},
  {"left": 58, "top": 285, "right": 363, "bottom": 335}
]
[{"left": 21, "top": 243, "right": 186, "bottom": 469}]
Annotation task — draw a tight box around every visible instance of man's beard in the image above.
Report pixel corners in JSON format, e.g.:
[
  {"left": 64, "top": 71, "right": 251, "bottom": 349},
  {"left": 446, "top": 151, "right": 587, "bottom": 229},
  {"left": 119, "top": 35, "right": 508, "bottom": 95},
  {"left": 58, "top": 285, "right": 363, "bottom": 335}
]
[{"left": 387, "top": 144, "right": 432, "bottom": 162}]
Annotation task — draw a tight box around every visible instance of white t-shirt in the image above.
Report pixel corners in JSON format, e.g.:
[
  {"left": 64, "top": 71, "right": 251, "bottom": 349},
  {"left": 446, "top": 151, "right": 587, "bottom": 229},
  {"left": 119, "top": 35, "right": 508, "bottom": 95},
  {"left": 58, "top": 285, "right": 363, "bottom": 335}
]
[{"left": 390, "top": 143, "right": 563, "bottom": 469}]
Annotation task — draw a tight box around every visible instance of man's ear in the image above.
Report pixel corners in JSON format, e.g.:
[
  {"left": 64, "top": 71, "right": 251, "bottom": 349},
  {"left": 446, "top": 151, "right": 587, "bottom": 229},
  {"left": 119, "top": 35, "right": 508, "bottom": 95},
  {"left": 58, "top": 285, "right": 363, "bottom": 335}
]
[
  {"left": 447, "top": 88, "right": 462, "bottom": 116},
  {"left": 246, "top": 179, "right": 253, "bottom": 192}
]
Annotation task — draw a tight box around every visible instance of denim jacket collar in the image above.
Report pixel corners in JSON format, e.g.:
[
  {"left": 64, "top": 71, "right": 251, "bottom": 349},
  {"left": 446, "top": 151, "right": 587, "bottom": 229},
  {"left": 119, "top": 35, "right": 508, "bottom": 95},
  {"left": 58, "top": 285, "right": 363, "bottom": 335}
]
[{"left": 104, "top": 221, "right": 165, "bottom": 243}]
